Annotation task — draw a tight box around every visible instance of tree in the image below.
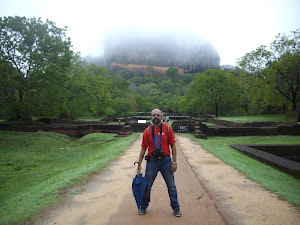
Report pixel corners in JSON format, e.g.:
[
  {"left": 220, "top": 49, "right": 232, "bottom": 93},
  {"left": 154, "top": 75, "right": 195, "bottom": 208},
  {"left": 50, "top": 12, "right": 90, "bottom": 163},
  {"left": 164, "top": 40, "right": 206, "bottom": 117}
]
[
  {"left": 188, "top": 69, "right": 243, "bottom": 116},
  {"left": 0, "top": 59, "right": 20, "bottom": 120},
  {"left": 238, "top": 29, "right": 300, "bottom": 111},
  {"left": 171, "top": 95, "right": 190, "bottom": 113},
  {"left": 66, "top": 59, "right": 100, "bottom": 117},
  {"left": 159, "top": 79, "right": 176, "bottom": 95},
  {"left": 149, "top": 89, "right": 162, "bottom": 107},
  {"left": 0, "top": 16, "right": 73, "bottom": 119},
  {"left": 136, "top": 82, "right": 158, "bottom": 97},
  {"left": 182, "top": 73, "right": 194, "bottom": 85},
  {"left": 110, "top": 75, "right": 130, "bottom": 98},
  {"left": 135, "top": 94, "right": 156, "bottom": 112},
  {"left": 165, "top": 67, "right": 179, "bottom": 79},
  {"left": 108, "top": 74, "right": 137, "bottom": 114},
  {"left": 242, "top": 71, "right": 287, "bottom": 114},
  {"left": 83, "top": 63, "right": 111, "bottom": 116}
]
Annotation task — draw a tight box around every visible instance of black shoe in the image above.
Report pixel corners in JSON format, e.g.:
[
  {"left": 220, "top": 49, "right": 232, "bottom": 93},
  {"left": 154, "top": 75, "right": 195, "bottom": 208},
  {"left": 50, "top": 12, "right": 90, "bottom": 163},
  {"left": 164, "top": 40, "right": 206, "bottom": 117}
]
[
  {"left": 138, "top": 207, "right": 146, "bottom": 215},
  {"left": 173, "top": 208, "right": 182, "bottom": 217}
]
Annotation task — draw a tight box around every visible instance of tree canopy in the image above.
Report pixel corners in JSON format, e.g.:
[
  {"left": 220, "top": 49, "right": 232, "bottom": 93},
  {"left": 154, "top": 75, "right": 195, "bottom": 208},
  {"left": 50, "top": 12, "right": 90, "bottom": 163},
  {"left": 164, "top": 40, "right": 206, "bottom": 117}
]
[
  {"left": 188, "top": 69, "right": 244, "bottom": 116},
  {"left": 0, "top": 16, "right": 73, "bottom": 119},
  {"left": 238, "top": 29, "right": 300, "bottom": 111},
  {"left": 66, "top": 58, "right": 112, "bottom": 118},
  {"left": 0, "top": 16, "right": 298, "bottom": 120}
]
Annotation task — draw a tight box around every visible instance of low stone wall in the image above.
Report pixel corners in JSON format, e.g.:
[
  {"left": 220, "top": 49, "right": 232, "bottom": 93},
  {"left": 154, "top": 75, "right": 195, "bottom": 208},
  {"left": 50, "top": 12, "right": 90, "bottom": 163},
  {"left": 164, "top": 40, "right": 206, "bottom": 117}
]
[
  {"left": 172, "top": 120, "right": 195, "bottom": 133},
  {"left": 207, "top": 125, "right": 300, "bottom": 136},
  {"left": 131, "top": 122, "right": 151, "bottom": 132},
  {"left": 207, "top": 118, "right": 285, "bottom": 127},
  {"left": 2, "top": 118, "right": 300, "bottom": 138},
  {"left": 230, "top": 144, "right": 300, "bottom": 179},
  {"left": 169, "top": 116, "right": 194, "bottom": 121},
  {"left": 0, "top": 121, "right": 123, "bottom": 138}
]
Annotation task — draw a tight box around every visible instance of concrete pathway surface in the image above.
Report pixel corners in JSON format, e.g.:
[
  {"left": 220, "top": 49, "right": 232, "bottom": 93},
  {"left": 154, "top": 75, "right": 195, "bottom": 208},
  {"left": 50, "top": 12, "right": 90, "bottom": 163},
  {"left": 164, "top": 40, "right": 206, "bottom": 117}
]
[
  {"left": 37, "top": 134, "right": 300, "bottom": 225},
  {"left": 108, "top": 135, "right": 227, "bottom": 225}
]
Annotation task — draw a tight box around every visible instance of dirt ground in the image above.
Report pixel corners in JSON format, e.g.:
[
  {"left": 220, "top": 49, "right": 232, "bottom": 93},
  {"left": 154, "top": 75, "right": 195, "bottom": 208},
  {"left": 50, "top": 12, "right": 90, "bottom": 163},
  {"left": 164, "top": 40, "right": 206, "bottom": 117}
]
[{"left": 36, "top": 134, "right": 300, "bottom": 225}]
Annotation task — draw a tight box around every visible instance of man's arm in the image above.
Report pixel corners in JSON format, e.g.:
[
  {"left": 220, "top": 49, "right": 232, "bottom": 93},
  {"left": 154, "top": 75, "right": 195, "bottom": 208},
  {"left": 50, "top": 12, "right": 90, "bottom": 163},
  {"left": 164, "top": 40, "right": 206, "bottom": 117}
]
[
  {"left": 137, "top": 147, "right": 146, "bottom": 175},
  {"left": 171, "top": 143, "right": 177, "bottom": 173}
]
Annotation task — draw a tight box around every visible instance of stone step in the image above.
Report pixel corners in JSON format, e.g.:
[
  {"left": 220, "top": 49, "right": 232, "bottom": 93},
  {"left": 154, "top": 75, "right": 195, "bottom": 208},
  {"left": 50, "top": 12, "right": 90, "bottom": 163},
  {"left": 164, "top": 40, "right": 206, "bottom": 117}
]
[{"left": 195, "top": 133, "right": 207, "bottom": 139}]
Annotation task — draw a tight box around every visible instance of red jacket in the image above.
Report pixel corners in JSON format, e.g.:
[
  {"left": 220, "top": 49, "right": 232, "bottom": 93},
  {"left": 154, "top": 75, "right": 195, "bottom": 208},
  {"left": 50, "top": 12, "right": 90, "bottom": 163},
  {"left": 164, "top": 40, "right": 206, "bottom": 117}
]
[{"left": 141, "top": 122, "right": 175, "bottom": 157}]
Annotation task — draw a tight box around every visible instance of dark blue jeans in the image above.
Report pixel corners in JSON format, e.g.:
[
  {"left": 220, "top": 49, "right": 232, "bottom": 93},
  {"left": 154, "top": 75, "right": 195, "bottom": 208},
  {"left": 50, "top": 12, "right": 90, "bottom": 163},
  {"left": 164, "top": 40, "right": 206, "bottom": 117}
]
[{"left": 141, "top": 156, "right": 180, "bottom": 210}]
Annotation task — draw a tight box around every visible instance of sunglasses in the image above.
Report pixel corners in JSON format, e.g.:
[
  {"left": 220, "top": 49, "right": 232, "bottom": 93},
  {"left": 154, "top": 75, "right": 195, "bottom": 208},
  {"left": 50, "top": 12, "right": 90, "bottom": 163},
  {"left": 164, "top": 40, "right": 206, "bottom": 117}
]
[{"left": 151, "top": 114, "right": 161, "bottom": 117}]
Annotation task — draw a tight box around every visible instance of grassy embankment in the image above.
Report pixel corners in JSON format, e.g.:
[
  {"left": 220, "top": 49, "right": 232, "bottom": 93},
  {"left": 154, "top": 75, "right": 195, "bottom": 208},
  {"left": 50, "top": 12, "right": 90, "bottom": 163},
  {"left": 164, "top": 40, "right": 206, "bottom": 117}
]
[
  {"left": 184, "top": 114, "right": 300, "bottom": 208},
  {"left": 217, "top": 114, "right": 298, "bottom": 123},
  {"left": 0, "top": 131, "right": 137, "bottom": 225}
]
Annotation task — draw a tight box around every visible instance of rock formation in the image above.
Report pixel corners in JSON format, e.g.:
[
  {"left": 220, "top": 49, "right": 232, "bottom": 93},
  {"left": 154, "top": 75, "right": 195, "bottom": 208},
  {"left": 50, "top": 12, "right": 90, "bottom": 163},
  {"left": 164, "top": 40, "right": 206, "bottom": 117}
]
[{"left": 94, "top": 28, "right": 220, "bottom": 73}]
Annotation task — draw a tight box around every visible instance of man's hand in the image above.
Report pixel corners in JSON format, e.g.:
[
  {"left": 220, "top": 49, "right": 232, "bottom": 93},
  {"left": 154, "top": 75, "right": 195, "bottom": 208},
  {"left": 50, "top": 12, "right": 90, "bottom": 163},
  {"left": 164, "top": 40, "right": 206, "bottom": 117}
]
[
  {"left": 137, "top": 165, "right": 142, "bottom": 175},
  {"left": 137, "top": 147, "right": 146, "bottom": 175},
  {"left": 171, "top": 162, "right": 177, "bottom": 173}
]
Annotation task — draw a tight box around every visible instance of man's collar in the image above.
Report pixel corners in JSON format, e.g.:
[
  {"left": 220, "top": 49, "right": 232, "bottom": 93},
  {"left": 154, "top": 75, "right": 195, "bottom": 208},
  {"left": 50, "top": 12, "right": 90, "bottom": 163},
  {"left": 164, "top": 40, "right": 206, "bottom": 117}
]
[{"left": 153, "top": 122, "right": 162, "bottom": 128}]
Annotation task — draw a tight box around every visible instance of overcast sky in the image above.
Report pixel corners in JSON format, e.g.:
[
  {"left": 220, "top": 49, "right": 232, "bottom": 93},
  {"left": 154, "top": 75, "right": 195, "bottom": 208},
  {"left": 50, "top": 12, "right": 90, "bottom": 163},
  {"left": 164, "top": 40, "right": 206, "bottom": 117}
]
[{"left": 1, "top": 0, "right": 300, "bottom": 65}]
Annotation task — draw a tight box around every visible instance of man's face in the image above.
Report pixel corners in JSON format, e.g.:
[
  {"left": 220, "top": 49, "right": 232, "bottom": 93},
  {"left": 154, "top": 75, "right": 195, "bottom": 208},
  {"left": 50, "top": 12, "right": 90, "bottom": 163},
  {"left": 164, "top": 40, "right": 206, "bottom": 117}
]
[{"left": 151, "top": 111, "right": 162, "bottom": 124}]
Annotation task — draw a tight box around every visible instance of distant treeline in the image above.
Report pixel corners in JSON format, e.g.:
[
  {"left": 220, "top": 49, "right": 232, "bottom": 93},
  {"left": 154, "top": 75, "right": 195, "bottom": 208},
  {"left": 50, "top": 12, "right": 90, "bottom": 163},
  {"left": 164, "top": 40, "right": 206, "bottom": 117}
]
[{"left": 0, "top": 16, "right": 299, "bottom": 120}]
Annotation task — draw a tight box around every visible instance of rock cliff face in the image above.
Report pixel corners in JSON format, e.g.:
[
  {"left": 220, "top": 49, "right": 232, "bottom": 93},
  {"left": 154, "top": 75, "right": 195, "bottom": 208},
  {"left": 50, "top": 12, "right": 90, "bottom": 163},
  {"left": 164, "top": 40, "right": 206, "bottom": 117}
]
[
  {"left": 110, "top": 62, "right": 184, "bottom": 74},
  {"left": 101, "top": 28, "right": 220, "bottom": 73}
]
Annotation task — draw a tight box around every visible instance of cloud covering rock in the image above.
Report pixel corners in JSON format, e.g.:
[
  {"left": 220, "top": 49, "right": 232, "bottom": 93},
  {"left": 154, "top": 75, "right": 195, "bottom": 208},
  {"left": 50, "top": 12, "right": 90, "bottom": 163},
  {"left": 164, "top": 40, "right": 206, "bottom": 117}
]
[{"left": 100, "top": 27, "right": 220, "bottom": 73}]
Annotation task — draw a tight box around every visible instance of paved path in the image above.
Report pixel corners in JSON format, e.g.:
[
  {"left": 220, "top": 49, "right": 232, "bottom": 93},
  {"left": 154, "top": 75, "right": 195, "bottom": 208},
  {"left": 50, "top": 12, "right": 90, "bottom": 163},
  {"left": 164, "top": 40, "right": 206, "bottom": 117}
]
[
  {"left": 38, "top": 134, "right": 300, "bottom": 225},
  {"left": 38, "top": 134, "right": 226, "bottom": 225},
  {"left": 108, "top": 135, "right": 227, "bottom": 225}
]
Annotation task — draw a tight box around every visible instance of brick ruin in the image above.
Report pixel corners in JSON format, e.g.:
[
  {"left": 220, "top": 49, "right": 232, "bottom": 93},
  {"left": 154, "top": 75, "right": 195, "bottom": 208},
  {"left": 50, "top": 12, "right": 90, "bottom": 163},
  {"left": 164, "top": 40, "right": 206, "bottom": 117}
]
[
  {"left": 1, "top": 115, "right": 299, "bottom": 178},
  {"left": 1, "top": 116, "right": 300, "bottom": 138}
]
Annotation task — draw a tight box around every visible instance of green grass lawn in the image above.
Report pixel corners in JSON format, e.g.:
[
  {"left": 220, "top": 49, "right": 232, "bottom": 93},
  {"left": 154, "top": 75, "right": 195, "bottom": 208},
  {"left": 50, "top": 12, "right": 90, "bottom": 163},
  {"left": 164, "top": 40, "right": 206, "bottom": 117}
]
[
  {"left": 183, "top": 134, "right": 300, "bottom": 209},
  {"left": 0, "top": 131, "right": 137, "bottom": 225},
  {"left": 106, "top": 121, "right": 126, "bottom": 125},
  {"left": 75, "top": 116, "right": 104, "bottom": 122},
  {"left": 201, "top": 122, "right": 217, "bottom": 127},
  {"left": 217, "top": 114, "right": 298, "bottom": 123}
]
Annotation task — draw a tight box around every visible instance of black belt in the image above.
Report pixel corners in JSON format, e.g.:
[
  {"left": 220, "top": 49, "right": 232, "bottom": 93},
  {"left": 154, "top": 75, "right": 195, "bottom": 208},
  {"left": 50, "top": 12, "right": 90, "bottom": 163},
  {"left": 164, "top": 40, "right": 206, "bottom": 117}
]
[{"left": 146, "top": 155, "right": 170, "bottom": 160}]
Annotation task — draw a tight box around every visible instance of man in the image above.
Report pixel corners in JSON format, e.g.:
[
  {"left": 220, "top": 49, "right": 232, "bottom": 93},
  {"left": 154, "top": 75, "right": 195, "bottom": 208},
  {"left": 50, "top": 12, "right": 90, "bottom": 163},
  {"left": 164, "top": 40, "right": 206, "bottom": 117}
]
[
  {"left": 136, "top": 109, "right": 181, "bottom": 217},
  {"left": 166, "top": 116, "right": 170, "bottom": 124}
]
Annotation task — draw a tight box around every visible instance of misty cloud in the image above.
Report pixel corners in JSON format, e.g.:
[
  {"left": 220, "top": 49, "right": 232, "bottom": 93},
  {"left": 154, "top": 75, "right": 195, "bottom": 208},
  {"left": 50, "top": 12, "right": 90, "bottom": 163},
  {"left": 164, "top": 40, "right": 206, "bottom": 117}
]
[{"left": 95, "top": 27, "right": 220, "bottom": 72}]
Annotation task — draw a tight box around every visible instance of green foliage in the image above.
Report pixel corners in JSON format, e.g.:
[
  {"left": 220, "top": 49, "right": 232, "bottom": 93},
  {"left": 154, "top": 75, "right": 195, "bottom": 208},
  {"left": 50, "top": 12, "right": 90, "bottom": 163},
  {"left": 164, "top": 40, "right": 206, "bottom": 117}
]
[
  {"left": 29, "top": 65, "right": 69, "bottom": 118},
  {"left": 188, "top": 69, "right": 244, "bottom": 116},
  {"left": 2, "top": 16, "right": 297, "bottom": 119},
  {"left": 127, "top": 68, "right": 192, "bottom": 112},
  {"left": 103, "top": 107, "right": 116, "bottom": 116},
  {"left": 238, "top": 28, "right": 300, "bottom": 111},
  {"left": 182, "top": 73, "right": 194, "bottom": 84},
  {"left": 244, "top": 75, "right": 286, "bottom": 114},
  {"left": 135, "top": 82, "right": 158, "bottom": 97},
  {"left": 0, "top": 131, "right": 137, "bottom": 224},
  {"left": 165, "top": 67, "right": 179, "bottom": 79},
  {"left": 110, "top": 75, "right": 130, "bottom": 98},
  {"left": 159, "top": 79, "right": 176, "bottom": 94},
  {"left": 109, "top": 74, "right": 137, "bottom": 114},
  {"left": 113, "top": 97, "right": 134, "bottom": 114},
  {"left": 135, "top": 94, "right": 157, "bottom": 112},
  {"left": 0, "top": 16, "right": 73, "bottom": 120},
  {"left": 86, "top": 65, "right": 111, "bottom": 115},
  {"left": 0, "top": 60, "right": 21, "bottom": 120},
  {"left": 66, "top": 59, "right": 111, "bottom": 117},
  {"left": 129, "top": 73, "right": 155, "bottom": 85},
  {"left": 175, "top": 95, "right": 190, "bottom": 113},
  {"left": 148, "top": 89, "right": 162, "bottom": 106}
]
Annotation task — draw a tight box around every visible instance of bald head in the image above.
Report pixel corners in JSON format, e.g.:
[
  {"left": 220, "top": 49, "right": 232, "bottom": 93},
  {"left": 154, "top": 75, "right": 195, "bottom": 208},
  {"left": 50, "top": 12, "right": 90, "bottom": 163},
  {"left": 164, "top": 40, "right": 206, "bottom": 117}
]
[
  {"left": 151, "top": 109, "right": 163, "bottom": 126},
  {"left": 151, "top": 109, "right": 162, "bottom": 116}
]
